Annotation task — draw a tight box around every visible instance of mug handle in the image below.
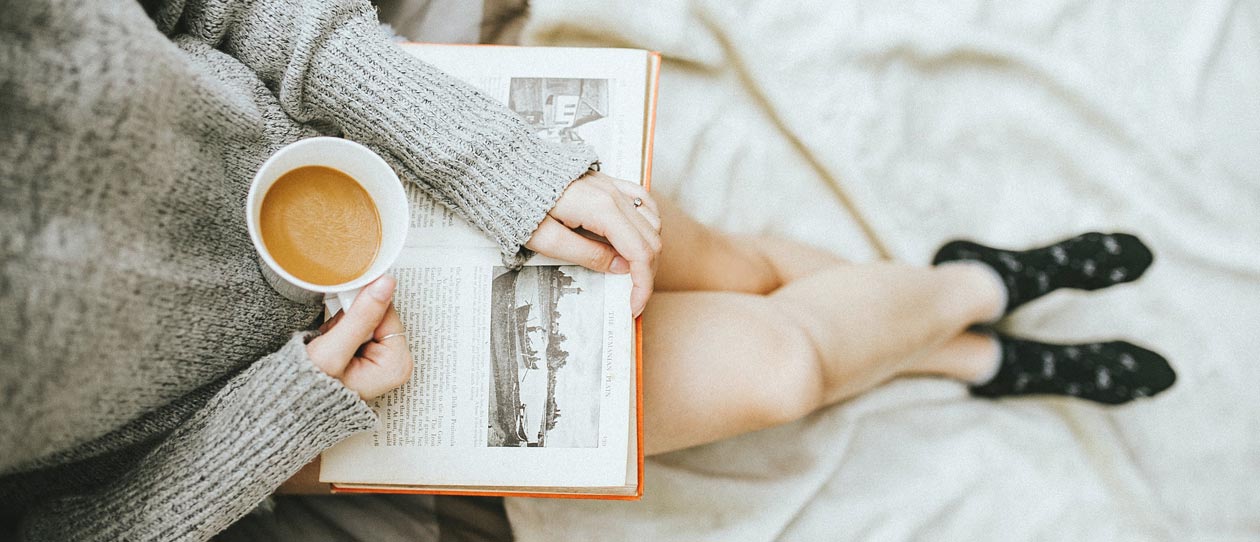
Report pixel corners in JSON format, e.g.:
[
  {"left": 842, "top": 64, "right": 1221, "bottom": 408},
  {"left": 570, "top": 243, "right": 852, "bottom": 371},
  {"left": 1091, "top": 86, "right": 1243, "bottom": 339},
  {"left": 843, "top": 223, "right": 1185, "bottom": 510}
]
[{"left": 336, "top": 288, "right": 362, "bottom": 312}]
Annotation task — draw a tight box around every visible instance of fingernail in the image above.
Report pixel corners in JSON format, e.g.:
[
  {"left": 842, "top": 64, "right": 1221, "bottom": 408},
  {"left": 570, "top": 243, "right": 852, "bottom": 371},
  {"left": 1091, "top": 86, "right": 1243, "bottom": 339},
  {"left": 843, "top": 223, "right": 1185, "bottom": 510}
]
[
  {"left": 610, "top": 256, "right": 630, "bottom": 274},
  {"left": 366, "top": 275, "right": 396, "bottom": 301}
]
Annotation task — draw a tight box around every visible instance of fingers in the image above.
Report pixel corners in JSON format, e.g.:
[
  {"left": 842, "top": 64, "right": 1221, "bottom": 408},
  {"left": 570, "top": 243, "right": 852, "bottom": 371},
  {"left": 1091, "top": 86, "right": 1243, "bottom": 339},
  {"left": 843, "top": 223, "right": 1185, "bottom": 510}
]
[
  {"left": 609, "top": 180, "right": 661, "bottom": 233},
  {"left": 608, "top": 200, "right": 658, "bottom": 316},
  {"left": 318, "top": 310, "right": 344, "bottom": 334},
  {"left": 604, "top": 179, "right": 661, "bottom": 253},
  {"left": 617, "top": 195, "right": 662, "bottom": 258},
  {"left": 344, "top": 339, "right": 415, "bottom": 400},
  {"left": 373, "top": 303, "right": 406, "bottom": 341},
  {"left": 548, "top": 173, "right": 659, "bottom": 316},
  {"left": 526, "top": 215, "right": 629, "bottom": 274},
  {"left": 306, "top": 275, "right": 396, "bottom": 376},
  {"left": 594, "top": 181, "right": 660, "bottom": 317},
  {"left": 345, "top": 306, "right": 414, "bottom": 400},
  {"left": 589, "top": 202, "right": 655, "bottom": 317}
]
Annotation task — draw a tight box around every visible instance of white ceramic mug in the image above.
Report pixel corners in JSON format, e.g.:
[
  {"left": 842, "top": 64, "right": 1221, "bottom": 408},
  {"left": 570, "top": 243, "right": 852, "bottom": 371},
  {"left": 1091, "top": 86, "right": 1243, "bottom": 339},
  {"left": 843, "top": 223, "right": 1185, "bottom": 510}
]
[{"left": 246, "top": 137, "right": 409, "bottom": 311}]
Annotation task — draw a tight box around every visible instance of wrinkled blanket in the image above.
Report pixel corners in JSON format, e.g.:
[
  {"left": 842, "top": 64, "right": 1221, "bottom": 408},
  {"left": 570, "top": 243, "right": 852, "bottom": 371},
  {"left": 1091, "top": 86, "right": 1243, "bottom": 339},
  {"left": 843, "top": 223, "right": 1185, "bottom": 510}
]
[{"left": 506, "top": 1, "right": 1260, "bottom": 540}]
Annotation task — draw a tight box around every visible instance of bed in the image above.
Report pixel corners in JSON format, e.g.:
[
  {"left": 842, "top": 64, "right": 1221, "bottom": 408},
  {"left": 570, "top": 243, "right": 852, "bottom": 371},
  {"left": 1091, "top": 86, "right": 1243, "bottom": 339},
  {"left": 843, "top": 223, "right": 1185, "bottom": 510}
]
[{"left": 497, "top": 1, "right": 1260, "bottom": 540}]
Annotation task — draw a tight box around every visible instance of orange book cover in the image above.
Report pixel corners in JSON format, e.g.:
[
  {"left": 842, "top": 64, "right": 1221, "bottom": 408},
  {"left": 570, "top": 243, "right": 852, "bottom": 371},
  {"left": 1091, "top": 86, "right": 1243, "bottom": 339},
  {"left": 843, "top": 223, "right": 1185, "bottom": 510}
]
[{"left": 327, "top": 48, "right": 661, "bottom": 501}]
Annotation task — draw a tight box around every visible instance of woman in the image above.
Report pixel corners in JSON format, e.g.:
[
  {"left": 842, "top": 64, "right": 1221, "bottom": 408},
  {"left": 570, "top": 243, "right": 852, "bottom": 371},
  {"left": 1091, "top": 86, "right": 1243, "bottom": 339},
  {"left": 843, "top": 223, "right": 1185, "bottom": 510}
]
[
  {"left": 0, "top": 0, "right": 653, "bottom": 539},
  {"left": 0, "top": 0, "right": 1174, "bottom": 540}
]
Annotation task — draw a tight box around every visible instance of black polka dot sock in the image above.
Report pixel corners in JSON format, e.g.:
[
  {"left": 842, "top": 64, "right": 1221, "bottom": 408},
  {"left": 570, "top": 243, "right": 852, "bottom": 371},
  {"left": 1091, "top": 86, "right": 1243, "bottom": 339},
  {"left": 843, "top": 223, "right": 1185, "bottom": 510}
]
[
  {"left": 970, "top": 334, "right": 1176, "bottom": 405},
  {"left": 932, "top": 232, "right": 1154, "bottom": 315}
]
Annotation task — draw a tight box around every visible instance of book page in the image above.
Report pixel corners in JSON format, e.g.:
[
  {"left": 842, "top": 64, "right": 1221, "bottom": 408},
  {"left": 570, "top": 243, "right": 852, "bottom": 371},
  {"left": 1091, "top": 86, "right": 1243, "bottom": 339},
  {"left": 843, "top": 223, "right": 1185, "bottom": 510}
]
[
  {"left": 322, "top": 247, "right": 633, "bottom": 487},
  {"left": 321, "top": 46, "right": 647, "bottom": 489}
]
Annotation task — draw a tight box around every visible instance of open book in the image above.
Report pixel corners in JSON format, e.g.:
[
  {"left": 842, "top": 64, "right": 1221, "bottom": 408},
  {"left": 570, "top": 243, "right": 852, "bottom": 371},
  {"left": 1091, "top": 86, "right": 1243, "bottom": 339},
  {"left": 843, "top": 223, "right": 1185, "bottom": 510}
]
[{"left": 319, "top": 44, "right": 660, "bottom": 499}]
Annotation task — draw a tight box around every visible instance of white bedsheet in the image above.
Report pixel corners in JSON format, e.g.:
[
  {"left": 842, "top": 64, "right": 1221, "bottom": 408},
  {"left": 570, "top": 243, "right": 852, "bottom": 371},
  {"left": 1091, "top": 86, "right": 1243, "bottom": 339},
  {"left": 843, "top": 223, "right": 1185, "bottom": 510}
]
[{"left": 508, "top": 1, "right": 1260, "bottom": 539}]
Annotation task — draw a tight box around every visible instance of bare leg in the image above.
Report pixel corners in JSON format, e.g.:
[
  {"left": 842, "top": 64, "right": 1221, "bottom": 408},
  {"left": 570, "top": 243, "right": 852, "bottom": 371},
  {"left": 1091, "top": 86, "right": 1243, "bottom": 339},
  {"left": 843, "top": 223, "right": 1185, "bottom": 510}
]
[
  {"left": 907, "top": 331, "right": 1002, "bottom": 383},
  {"left": 642, "top": 197, "right": 1005, "bottom": 454},
  {"left": 643, "top": 263, "right": 1002, "bottom": 454},
  {"left": 655, "top": 198, "right": 845, "bottom": 294}
]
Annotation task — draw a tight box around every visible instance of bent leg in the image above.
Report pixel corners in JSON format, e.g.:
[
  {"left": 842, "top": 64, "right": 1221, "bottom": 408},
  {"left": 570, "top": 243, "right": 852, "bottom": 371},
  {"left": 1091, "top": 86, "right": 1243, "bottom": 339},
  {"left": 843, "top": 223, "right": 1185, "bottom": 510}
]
[
  {"left": 654, "top": 198, "right": 846, "bottom": 294},
  {"left": 642, "top": 291, "right": 822, "bottom": 454},
  {"left": 769, "top": 263, "right": 1001, "bottom": 404},
  {"left": 643, "top": 263, "right": 1002, "bottom": 455},
  {"left": 906, "top": 331, "right": 1002, "bottom": 383}
]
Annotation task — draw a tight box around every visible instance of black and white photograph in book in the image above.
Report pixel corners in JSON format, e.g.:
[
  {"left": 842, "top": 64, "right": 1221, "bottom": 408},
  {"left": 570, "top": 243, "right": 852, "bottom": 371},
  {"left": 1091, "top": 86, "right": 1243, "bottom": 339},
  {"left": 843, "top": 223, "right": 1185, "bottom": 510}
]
[
  {"left": 507, "top": 77, "right": 610, "bottom": 146},
  {"left": 487, "top": 266, "right": 605, "bottom": 448}
]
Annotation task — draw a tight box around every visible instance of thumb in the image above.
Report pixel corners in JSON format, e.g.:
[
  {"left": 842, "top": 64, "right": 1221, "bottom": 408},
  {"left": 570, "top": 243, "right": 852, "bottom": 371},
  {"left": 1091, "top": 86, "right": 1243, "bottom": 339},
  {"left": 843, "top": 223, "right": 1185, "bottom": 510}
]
[
  {"left": 527, "top": 216, "right": 630, "bottom": 274},
  {"left": 311, "top": 275, "right": 396, "bottom": 374}
]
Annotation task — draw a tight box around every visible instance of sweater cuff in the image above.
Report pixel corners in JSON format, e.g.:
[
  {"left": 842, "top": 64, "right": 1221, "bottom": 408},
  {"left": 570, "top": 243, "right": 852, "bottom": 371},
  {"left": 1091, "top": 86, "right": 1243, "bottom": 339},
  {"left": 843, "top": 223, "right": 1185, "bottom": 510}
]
[
  {"left": 25, "top": 333, "right": 376, "bottom": 541},
  {"left": 303, "top": 14, "right": 598, "bottom": 265}
]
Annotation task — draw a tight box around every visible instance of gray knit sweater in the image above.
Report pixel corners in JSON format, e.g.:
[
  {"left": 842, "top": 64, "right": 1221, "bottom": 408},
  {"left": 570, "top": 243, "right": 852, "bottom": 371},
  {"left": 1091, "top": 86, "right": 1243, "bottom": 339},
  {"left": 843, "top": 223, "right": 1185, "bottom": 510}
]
[{"left": 0, "top": 0, "right": 595, "bottom": 539}]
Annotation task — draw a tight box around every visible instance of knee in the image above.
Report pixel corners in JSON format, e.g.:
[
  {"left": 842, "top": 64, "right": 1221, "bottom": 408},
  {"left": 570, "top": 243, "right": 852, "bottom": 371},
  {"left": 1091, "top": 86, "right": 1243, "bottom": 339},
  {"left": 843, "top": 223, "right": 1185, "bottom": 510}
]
[{"left": 740, "top": 318, "right": 827, "bottom": 427}]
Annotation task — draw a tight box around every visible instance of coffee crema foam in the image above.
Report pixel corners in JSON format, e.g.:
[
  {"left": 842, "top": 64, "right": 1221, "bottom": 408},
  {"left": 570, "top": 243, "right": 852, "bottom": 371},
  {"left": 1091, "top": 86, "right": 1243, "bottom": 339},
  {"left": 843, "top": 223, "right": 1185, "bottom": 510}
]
[{"left": 260, "top": 166, "right": 382, "bottom": 286}]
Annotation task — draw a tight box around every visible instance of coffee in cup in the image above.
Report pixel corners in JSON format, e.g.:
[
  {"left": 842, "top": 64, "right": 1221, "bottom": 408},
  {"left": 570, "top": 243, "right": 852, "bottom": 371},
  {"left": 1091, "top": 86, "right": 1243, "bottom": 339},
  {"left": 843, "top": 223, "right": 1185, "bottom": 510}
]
[
  {"left": 259, "top": 166, "right": 382, "bottom": 286},
  {"left": 247, "top": 137, "right": 409, "bottom": 310}
]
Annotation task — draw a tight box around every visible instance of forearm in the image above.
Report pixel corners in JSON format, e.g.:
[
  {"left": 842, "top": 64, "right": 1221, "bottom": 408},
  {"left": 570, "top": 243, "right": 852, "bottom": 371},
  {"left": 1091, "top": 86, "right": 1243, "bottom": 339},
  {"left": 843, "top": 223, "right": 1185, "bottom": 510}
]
[
  {"left": 20, "top": 334, "right": 375, "bottom": 541},
  {"left": 304, "top": 27, "right": 598, "bottom": 264},
  {"left": 157, "top": 0, "right": 597, "bottom": 262}
]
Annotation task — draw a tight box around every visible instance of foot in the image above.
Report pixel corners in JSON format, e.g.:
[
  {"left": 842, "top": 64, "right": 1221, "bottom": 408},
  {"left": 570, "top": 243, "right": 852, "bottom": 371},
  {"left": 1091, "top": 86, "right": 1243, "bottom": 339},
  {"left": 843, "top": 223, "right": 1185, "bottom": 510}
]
[
  {"left": 970, "top": 334, "right": 1176, "bottom": 405},
  {"left": 932, "top": 232, "right": 1154, "bottom": 315}
]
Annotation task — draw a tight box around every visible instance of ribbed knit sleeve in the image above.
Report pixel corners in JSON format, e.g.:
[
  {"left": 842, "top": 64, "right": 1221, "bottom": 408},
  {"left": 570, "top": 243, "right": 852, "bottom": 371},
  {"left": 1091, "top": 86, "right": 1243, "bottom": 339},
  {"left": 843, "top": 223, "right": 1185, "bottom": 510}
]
[
  {"left": 155, "top": 0, "right": 598, "bottom": 264},
  {"left": 19, "top": 334, "right": 377, "bottom": 542},
  {"left": 304, "top": 22, "right": 599, "bottom": 266}
]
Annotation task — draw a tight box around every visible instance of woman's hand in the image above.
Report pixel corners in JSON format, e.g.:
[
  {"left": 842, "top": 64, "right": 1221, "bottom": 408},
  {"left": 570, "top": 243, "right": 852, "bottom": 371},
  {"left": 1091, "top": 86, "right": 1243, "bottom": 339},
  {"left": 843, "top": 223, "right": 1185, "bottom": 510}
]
[
  {"left": 526, "top": 171, "right": 661, "bottom": 316},
  {"left": 305, "top": 275, "right": 414, "bottom": 400}
]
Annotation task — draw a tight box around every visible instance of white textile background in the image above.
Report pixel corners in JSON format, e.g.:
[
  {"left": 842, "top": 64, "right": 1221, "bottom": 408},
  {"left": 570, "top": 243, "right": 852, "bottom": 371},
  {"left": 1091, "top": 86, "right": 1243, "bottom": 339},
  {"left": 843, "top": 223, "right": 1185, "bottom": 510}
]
[{"left": 508, "top": 1, "right": 1260, "bottom": 540}]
